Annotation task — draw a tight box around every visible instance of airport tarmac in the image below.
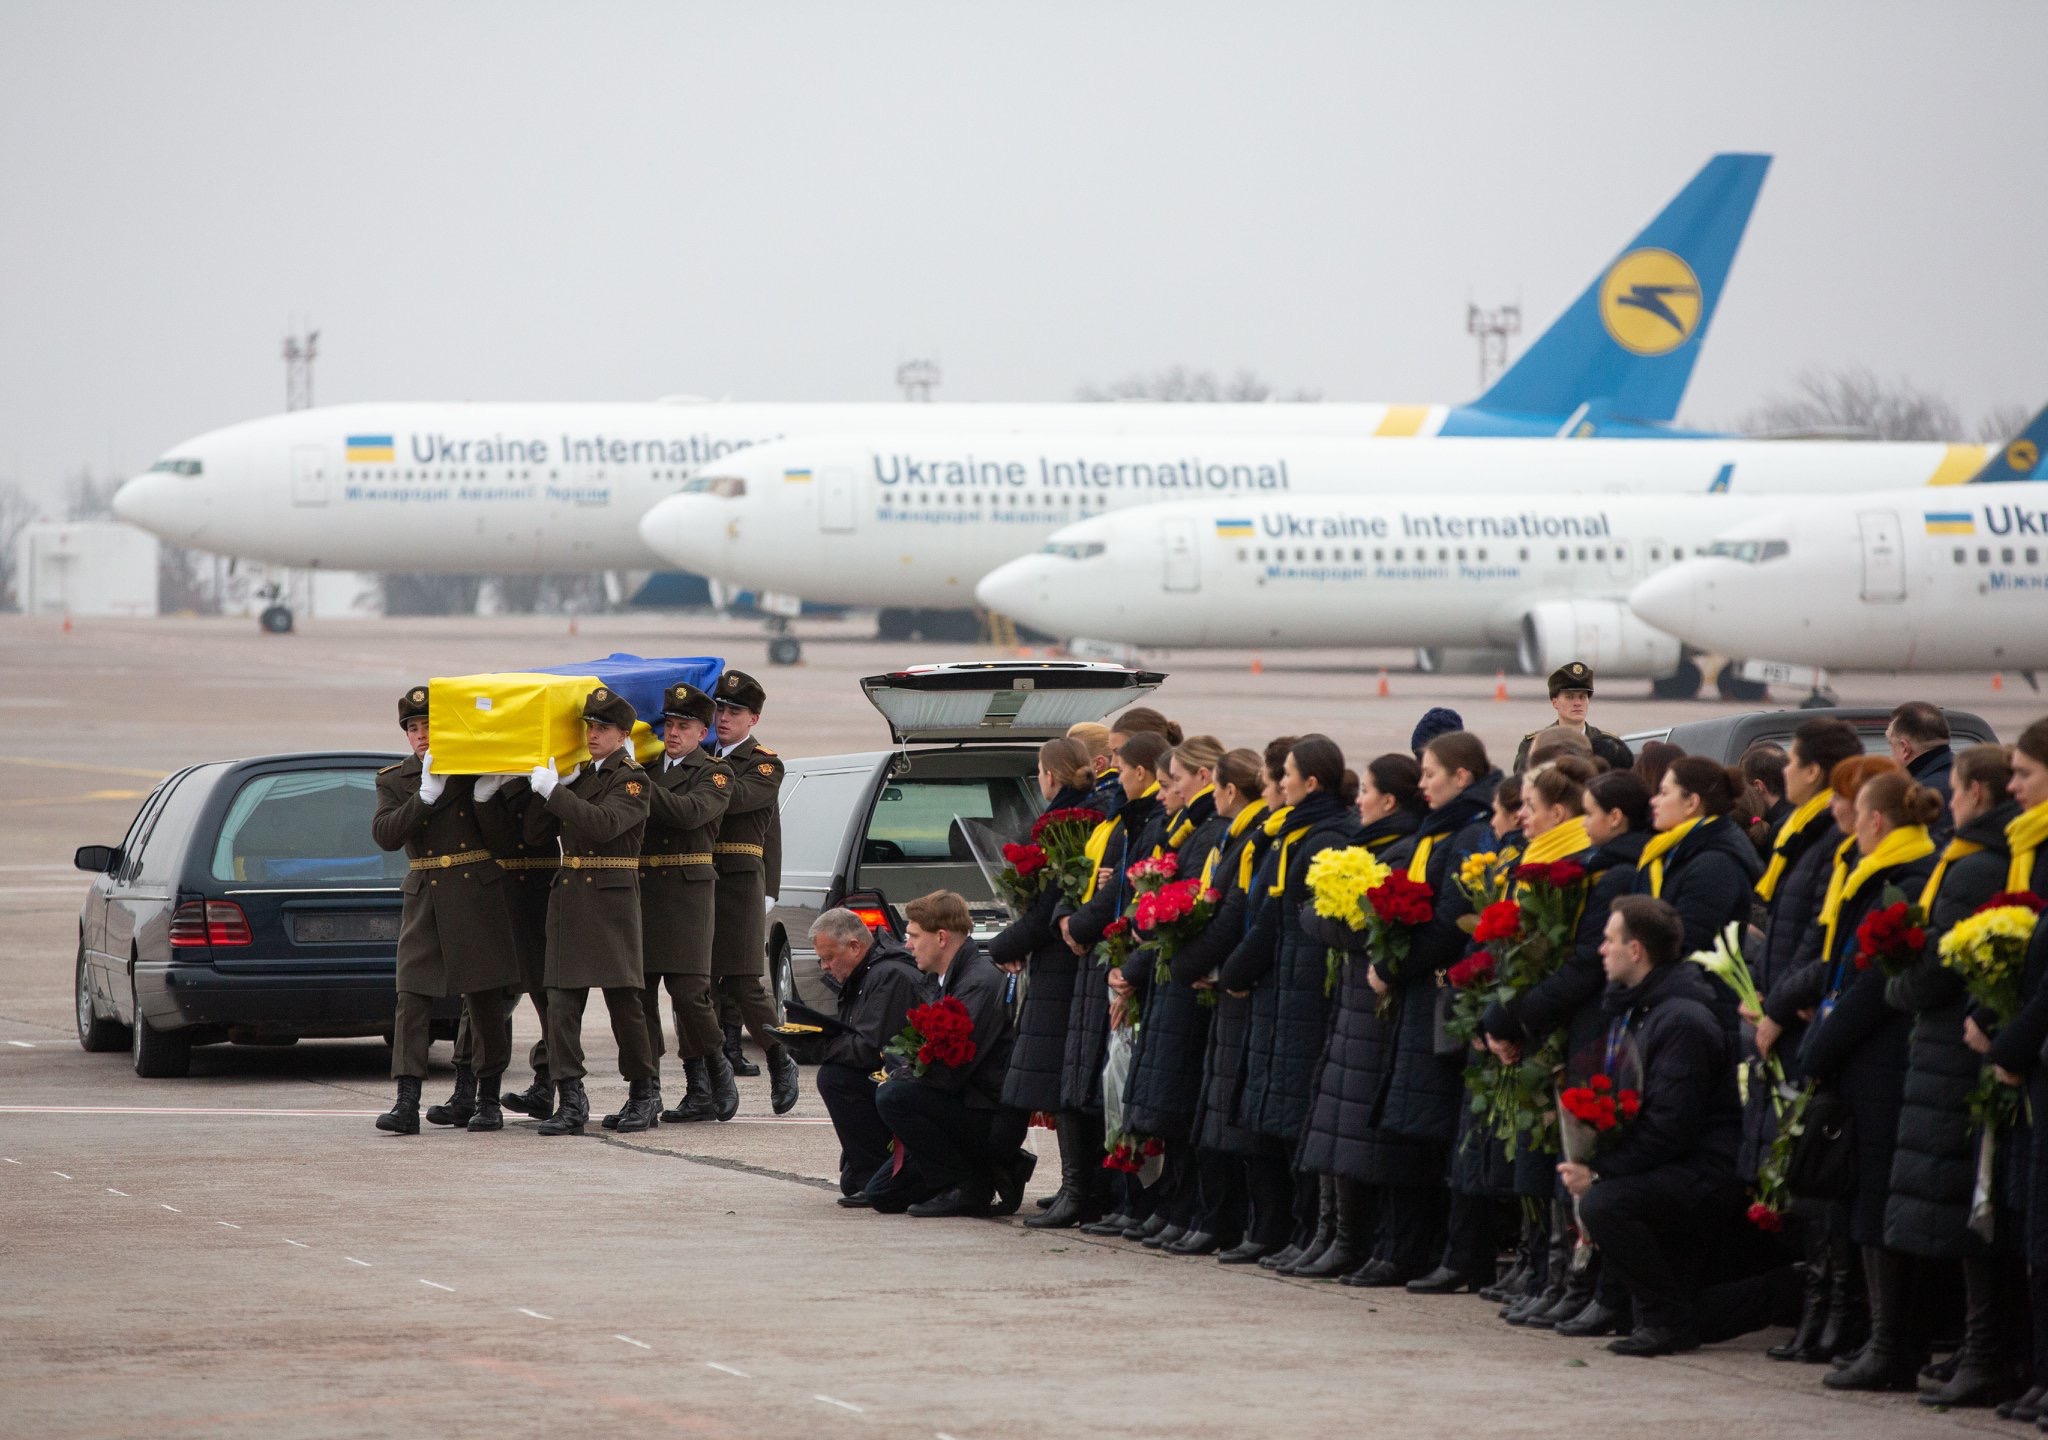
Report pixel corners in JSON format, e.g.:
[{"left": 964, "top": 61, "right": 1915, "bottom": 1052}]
[{"left": 2, "top": 612, "right": 2036, "bottom": 1439}]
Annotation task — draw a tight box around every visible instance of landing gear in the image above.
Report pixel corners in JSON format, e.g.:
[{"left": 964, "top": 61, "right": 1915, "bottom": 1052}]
[
  {"left": 876, "top": 608, "right": 915, "bottom": 642},
  {"left": 259, "top": 604, "right": 294, "bottom": 635},
  {"left": 766, "top": 617, "right": 801, "bottom": 667},
  {"left": 1649, "top": 658, "right": 1704, "bottom": 701},
  {"left": 1714, "top": 665, "right": 1770, "bottom": 703}
]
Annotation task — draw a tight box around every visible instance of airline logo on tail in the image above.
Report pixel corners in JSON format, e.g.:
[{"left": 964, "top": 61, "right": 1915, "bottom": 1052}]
[
  {"left": 1598, "top": 249, "right": 1703, "bottom": 356},
  {"left": 345, "top": 433, "right": 395, "bottom": 463},
  {"left": 2008, "top": 440, "right": 2041, "bottom": 474},
  {"left": 1924, "top": 511, "right": 1976, "bottom": 535}
]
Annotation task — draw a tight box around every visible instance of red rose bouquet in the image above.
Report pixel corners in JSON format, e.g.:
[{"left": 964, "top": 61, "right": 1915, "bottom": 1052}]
[
  {"left": 1854, "top": 888, "right": 1927, "bottom": 976},
  {"left": 1126, "top": 853, "right": 1180, "bottom": 895},
  {"left": 1031, "top": 806, "right": 1107, "bottom": 905},
  {"left": 994, "top": 841, "right": 1051, "bottom": 912},
  {"left": 1559, "top": 1072, "right": 1641, "bottom": 1132},
  {"left": 1471, "top": 899, "right": 1523, "bottom": 944},
  {"left": 884, "top": 994, "right": 977, "bottom": 1077},
  {"left": 1138, "top": 878, "right": 1221, "bottom": 1001},
  {"left": 1095, "top": 915, "right": 1134, "bottom": 971}
]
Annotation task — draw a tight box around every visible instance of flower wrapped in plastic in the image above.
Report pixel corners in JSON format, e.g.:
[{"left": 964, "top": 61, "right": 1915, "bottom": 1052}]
[
  {"left": 994, "top": 841, "right": 1050, "bottom": 912},
  {"left": 1032, "top": 806, "right": 1108, "bottom": 905},
  {"left": 883, "top": 995, "right": 978, "bottom": 1077},
  {"left": 1942, "top": 892, "right": 2046, "bottom": 1138},
  {"left": 1138, "top": 877, "right": 1221, "bottom": 1002}
]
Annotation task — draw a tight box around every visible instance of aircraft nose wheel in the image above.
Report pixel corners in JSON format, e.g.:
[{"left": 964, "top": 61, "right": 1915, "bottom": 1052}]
[
  {"left": 258, "top": 605, "right": 295, "bottom": 635},
  {"left": 767, "top": 635, "right": 802, "bottom": 666}
]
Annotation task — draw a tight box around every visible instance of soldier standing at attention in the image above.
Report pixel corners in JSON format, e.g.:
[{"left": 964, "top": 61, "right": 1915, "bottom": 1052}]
[
  {"left": 708, "top": 669, "right": 800, "bottom": 1115},
  {"left": 488, "top": 780, "right": 564, "bottom": 1122},
  {"left": 370, "top": 686, "right": 521, "bottom": 1135},
  {"left": 610, "top": 681, "right": 740, "bottom": 1129},
  {"left": 522, "top": 686, "right": 657, "bottom": 1136},
  {"left": 1512, "top": 661, "right": 1617, "bottom": 773}
]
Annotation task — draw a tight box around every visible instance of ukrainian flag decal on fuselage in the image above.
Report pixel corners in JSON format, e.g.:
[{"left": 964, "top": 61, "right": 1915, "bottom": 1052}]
[
  {"left": 1215, "top": 518, "right": 1255, "bottom": 539},
  {"left": 1924, "top": 511, "right": 1976, "bottom": 535},
  {"left": 345, "top": 434, "right": 394, "bottom": 463},
  {"left": 1598, "top": 249, "right": 1703, "bottom": 357}
]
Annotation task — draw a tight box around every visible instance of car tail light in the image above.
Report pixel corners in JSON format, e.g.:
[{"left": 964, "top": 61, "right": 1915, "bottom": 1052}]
[
  {"left": 170, "top": 899, "right": 252, "bottom": 948},
  {"left": 849, "top": 905, "right": 889, "bottom": 932},
  {"left": 838, "top": 889, "right": 901, "bottom": 937}
]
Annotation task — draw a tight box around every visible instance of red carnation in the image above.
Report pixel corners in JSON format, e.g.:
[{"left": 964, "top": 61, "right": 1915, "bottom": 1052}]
[
  {"left": 1473, "top": 899, "right": 1522, "bottom": 944},
  {"left": 1446, "top": 951, "right": 1495, "bottom": 989}
]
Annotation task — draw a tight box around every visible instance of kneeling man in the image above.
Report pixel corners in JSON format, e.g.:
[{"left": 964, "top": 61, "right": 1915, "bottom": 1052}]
[{"left": 810, "top": 907, "right": 931, "bottom": 1205}]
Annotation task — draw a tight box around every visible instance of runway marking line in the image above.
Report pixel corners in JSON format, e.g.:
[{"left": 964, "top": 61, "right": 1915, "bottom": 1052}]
[
  {"left": 419, "top": 1278, "right": 455, "bottom": 1291},
  {"left": 614, "top": 1334, "right": 652, "bottom": 1350},
  {"left": 705, "top": 1362, "right": 749, "bottom": 1378},
  {"left": 160, "top": 1203, "right": 180, "bottom": 1211},
  {"left": 216, "top": 1221, "right": 241, "bottom": 1229},
  {"left": 284, "top": 1239, "right": 310, "bottom": 1248},
  {"left": 815, "top": 1395, "right": 864, "bottom": 1413},
  {"left": 2, "top": 1156, "right": 18, "bottom": 1163},
  {"left": 50, "top": 1170, "right": 70, "bottom": 1179},
  {"left": 7, "top": 1040, "right": 35, "bottom": 1048},
  {"left": 517, "top": 1308, "right": 553, "bottom": 1320},
  {"left": 105, "top": 1187, "right": 127, "bottom": 1196},
  {"left": 345, "top": 1256, "right": 373, "bottom": 1267}
]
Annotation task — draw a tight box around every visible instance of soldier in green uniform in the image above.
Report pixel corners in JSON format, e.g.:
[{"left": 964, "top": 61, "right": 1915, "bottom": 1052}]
[
  {"left": 1512, "top": 660, "right": 1618, "bottom": 773},
  {"left": 522, "top": 685, "right": 657, "bottom": 1136},
  {"left": 606, "top": 681, "right": 740, "bottom": 1129},
  {"left": 708, "top": 669, "right": 800, "bottom": 1114},
  {"left": 369, "top": 686, "right": 521, "bottom": 1135}
]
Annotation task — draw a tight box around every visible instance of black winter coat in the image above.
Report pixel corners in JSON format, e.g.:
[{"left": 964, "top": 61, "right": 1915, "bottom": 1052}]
[
  {"left": 989, "top": 784, "right": 1091, "bottom": 1114},
  {"left": 915, "top": 940, "right": 1015, "bottom": 1110},
  {"left": 1797, "top": 846, "right": 1939, "bottom": 1246},
  {"left": 1195, "top": 812, "right": 1281, "bottom": 1155},
  {"left": 1122, "top": 800, "right": 1231, "bottom": 1139},
  {"left": 1637, "top": 815, "right": 1762, "bottom": 1036},
  {"left": 1373, "top": 777, "right": 1498, "bottom": 1152},
  {"left": 1057, "top": 792, "right": 1163, "bottom": 1115},
  {"left": 1739, "top": 813, "right": 1844, "bottom": 1180},
  {"left": 1589, "top": 960, "right": 1741, "bottom": 1184},
  {"left": 823, "top": 937, "right": 931, "bottom": 1072},
  {"left": 1231, "top": 793, "right": 1361, "bottom": 1146},
  {"left": 1883, "top": 804, "right": 2015, "bottom": 1258},
  {"left": 1980, "top": 840, "right": 2048, "bottom": 1263},
  {"left": 1292, "top": 810, "right": 1422, "bottom": 1182}
]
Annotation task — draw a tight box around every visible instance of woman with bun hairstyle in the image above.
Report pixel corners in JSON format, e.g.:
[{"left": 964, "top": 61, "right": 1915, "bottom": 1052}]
[
  {"left": 993, "top": 738, "right": 1106, "bottom": 1230},
  {"left": 1288, "top": 753, "right": 1426, "bottom": 1279},
  {"left": 1635, "top": 756, "right": 1766, "bottom": 992},
  {"left": 1882, "top": 745, "right": 2022, "bottom": 1408},
  {"left": 1795, "top": 766, "right": 1941, "bottom": 1392}
]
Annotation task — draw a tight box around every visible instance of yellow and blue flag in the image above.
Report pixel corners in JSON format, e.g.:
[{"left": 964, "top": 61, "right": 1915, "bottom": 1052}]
[
  {"left": 1214, "top": 517, "right": 1255, "bottom": 539},
  {"left": 1923, "top": 510, "right": 1975, "bottom": 536},
  {"left": 782, "top": 468, "right": 813, "bottom": 484},
  {"left": 346, "top": 433, "right": 395, "bottom": 463}
]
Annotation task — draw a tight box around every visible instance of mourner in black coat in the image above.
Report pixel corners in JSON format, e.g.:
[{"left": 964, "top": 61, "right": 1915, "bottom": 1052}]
[{"left": 811, "top": 912, "right": 932, "bottom": 1201}]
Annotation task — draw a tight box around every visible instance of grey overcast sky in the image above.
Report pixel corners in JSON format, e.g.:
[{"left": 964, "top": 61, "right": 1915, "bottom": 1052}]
[{"left": 3, "top": 1, "right": 2045, "bottom": 502}]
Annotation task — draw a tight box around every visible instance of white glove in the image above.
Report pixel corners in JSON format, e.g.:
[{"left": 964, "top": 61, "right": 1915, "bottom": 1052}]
[
  {"left": 418, "top": 751, "right": 446, "bottom": 805},
  {"left": 473, "top": 773, "right": 504, "bottom": 802},
  {"left": 764, "top": 895, "right": 778, "bottom": 915},
  {"left": 529, "top": 758, "right": 559, "bottom": 800}
]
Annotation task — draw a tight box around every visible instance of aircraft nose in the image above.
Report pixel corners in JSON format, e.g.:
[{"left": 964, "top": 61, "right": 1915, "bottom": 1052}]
[
  {"left": 974, "top": 557, "right": 1054, "bottom": 624},
  {"left": 111, "top": 473, "right": 177, "bottom": 535},
  {"left": 637, "top": 496, "right": 727, "bottom": 568},
  {"left": 1627, "top": 566, "right": 1699, "bottom": 639}
]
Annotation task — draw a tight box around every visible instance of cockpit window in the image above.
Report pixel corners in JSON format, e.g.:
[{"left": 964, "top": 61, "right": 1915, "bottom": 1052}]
[
  {"left": 681, "top": 474, "right": 746, "bottom": 498},
  {"left": 149, "top": 458, "right": 203, "bottom": 476},
  {"left": 1041, "top": 541, "right": 1106, "bottom": 561},
  {"left": 1704, "top": 539, "right": 1789, "bottom": 563}
]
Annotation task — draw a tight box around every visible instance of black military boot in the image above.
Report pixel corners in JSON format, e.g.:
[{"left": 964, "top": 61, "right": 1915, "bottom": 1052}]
[
  {"left": 425, "top": 1063, "right": 476, "bottom": 1127},
  {"left": 1293, "top": 1178, "right": 1367, "bottom": 1278},
  {"left": 610, "top": 1078, "right": 659, "bottom": 1134},
  {"left": 708, "top": 1050, "right": 741, "bottom": 1122},
  {"left": 467, "top": 1074, "right": 504, "bottom": 1132},
  {"left": 662, "top": 1058, "right": 717, "bottom": 1123},
  {"left": 1825, "top": 1247, "right": 1921, "bottom": 1391},
  {"left": 537, "top": 1077, "right": 589, "bottom": 1136},
  {"left": 1527, "top": 1249, "right": 1597, "bottom": 1328},
  {"left": 724, "top": 1022, "right": 760, "bottom": 1077},
  {"left": 500, "top": 1066, "right": 554, "bottom": 1119},
  {"left": 375, "top": 1076, "right": 422, "bottom": 1134},
  {"left": 766, "top": 1043, "right": 800, "bottom": 1115}
]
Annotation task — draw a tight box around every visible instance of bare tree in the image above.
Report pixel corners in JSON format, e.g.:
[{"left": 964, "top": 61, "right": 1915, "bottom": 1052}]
[
  {"left": 64, "top": 467, "right": 117, "bottom": 520},
  {"left": 380, "top": 573, "right": 483, "bottom": 617},
  {"left": 0, "top": 480, "right": 39, "bottom": 611},
  {"left": 1076, "top": 366, "right": 1320, "bottom": 403},
  {"left": 1978, "top": 400, "right": 2036, "bottom": 445},
  {"left": 1737, "top": 367, "right": 1966, "bottom": 441},
  {"left": 483, "top": 572, "right": 610, "bottom": 614},
  {"left": 157, "top": 545, "right": 219, "bottom": 615}
]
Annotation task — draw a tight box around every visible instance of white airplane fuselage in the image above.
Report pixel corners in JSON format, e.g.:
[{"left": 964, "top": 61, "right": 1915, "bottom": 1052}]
[{"left": 1628, "top": 484, "right": 2048, "bottom": 670}]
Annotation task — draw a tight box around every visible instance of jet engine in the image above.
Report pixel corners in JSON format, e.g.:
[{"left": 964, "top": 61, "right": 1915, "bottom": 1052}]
[{"left": 1516, "top": 600, "right": 1683, "bottom": 679}]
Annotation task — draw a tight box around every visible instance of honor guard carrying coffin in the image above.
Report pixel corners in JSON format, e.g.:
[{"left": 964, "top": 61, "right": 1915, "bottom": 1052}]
[
  {"left": 1512, "top": 661, "right": 1621, "bottom": 774},
  {"left": 520, "top": 685, "right": 657, "bottom": 1135},
  {"left": 606, "top": 681, "right": 741, "bottom": 1129},
  {"left": 370, "top": 687, "right": 522, "bottom": 1135},
  {"left": 708, "top": 669, "right": 800, "bottom": 1114}
]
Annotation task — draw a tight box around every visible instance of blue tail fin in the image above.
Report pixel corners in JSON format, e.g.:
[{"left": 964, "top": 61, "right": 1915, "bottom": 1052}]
[
  {"left": 1473, "top": 153, "right": 1770, "bottom": 425},
  {"left": 1966, "top": 403, "right": 2048, "bottom": 482}
]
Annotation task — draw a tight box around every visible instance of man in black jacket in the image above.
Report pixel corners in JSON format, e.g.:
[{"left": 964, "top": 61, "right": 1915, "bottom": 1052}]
[
  {"left": 1562, "top": 895, "right": 1743, "bottom": 1357},
  {"left": 811, "top": 908, "right": 931, "bottom": 1205},
  {"left": 873, "top": 891, "right": 1032, "bottom": 1219},
  {"left": 1888, "top": 701, "right": 1954, "bottom": 840}
]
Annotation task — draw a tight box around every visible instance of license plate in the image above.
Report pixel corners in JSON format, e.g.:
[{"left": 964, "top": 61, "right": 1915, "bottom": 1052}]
[{"left": 289, "top": 912, "right": 399, "bottom": 944}]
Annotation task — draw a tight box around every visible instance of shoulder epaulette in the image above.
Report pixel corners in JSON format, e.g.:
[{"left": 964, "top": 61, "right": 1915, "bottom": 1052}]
[
  {"left": 378, "top": 762, "right": 403, "bottom": 774},
  {"left": 754, "top": 745, "right": 778, "bottom": 758}
]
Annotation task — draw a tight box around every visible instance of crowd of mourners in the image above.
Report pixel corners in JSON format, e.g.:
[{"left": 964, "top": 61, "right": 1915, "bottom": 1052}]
[{"left": 807, "top": 675, "right": 2048, "bottom": 1416}]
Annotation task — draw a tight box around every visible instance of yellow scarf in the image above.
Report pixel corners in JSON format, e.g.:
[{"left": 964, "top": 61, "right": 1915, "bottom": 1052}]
[
  {"left": 1756, "top": 789, "right": 1833, "bottom": 902},
  {"left": 1920, "top": 837, "right": 1986, "bottom": 912},
  {"left": 1637, "top": 816, "right": 1706, "bottom": 898},
  {"left": 1078, "top": 781, "right": 1160, "bottom": 903},
  {"left": 1201, "top": 798, "right": 1269, "bottom": 893},
  {"left": 1405, "top": 833, "right": 1438, "bottom": 884},
  {"left": 2008, "top": 800, "right": 2048, "bottom": 893},
  {"left": 1819, "top": 825, "right": 1936, "bottom": 962},
  {"left": 1168, "top": 785, "right": 1214, "bottom": 849},
  {"left": 1521, "top": 815, "right": 1591, "bottom": 866},
  {"left": 1270, "top": 817, "right": 1316, "bottom": 897}
]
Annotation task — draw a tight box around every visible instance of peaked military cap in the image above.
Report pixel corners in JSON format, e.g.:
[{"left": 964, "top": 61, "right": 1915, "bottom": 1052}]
[
  {"left": 716, "top": 669, "right": 766, "bottom": 712},
  {"left": 663, "top": 681, "right": 716, "bottom": 726},
  {"left": 1548, "top": 661, "right": 1595, "bottom": 698},
  {"left": 582, "top": 685, "right": 638, "bottom": 730},
  {"left": 398, "top": 685, "right": 430, "bottom": 728}
]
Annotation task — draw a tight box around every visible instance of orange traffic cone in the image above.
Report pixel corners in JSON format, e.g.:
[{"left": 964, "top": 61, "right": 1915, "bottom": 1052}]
[
  {"left": 61, "top": 611, "right": 72, "bottom": 634},
  {"left": 1492, "top": 670, "right": 1508, "bottom": 702},
  {"left": 1376, "top": 668, "right": 1390, "bottom": 698},
  {"left": 567, "top": 614, "right": 579, "bottom": 637},
  {"left": 1992, "top": 672, "right": 2005, "bottom": 692},
  {"left": 1250, "top": 653, "right": 1264, "bottom": 675}
]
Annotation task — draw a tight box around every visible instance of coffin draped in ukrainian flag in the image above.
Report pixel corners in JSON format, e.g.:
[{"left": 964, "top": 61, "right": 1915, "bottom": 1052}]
[
  {"left": 528, "top": 654, "right": 726, "bottom": 765},
  {"left": 428, "top": 655, "right": 726, "bottom": 775}
]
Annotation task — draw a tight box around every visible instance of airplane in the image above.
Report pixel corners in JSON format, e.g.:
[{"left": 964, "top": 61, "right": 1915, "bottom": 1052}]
[
  {"left": 113, "top": 154, "right": 1769, "bottom": 638},
  {"left": 1628, "top": 428, "right": 2048, "bottom": 682},
  {"left": 968, "top": 420, "right": 2048, "bottom": 699},
  {"left": 640, "top": 426, "right": 2007, "bottom": 661}
]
